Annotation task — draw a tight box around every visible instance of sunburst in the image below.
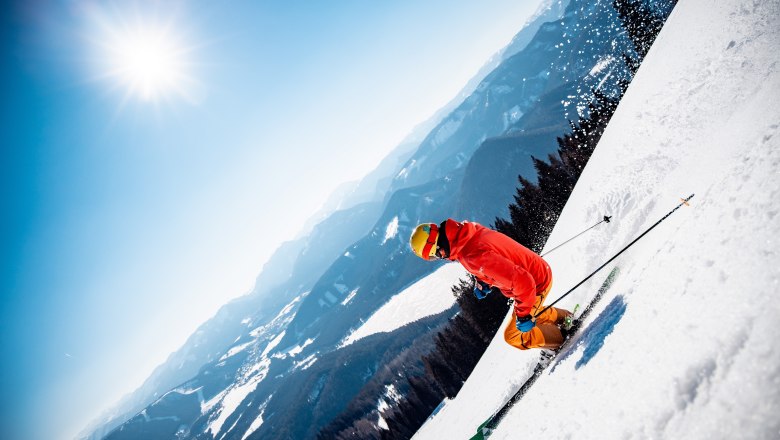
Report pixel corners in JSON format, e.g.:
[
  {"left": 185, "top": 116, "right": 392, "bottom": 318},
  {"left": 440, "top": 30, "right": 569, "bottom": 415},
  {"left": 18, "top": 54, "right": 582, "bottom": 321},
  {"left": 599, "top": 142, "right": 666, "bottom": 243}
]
[
  {"left": 106, "top": 25, "right": 188, "bottom": 102},
  {"left": 85, "top": 5, "right": 200, "bottom": 105}
]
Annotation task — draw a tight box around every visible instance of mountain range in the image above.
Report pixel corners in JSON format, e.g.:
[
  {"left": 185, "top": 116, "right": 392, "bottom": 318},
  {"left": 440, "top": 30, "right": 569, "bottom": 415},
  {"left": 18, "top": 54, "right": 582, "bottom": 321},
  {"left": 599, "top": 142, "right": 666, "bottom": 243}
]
[{"left": 80, "top": 0, "right": 667, "bottom": 438}]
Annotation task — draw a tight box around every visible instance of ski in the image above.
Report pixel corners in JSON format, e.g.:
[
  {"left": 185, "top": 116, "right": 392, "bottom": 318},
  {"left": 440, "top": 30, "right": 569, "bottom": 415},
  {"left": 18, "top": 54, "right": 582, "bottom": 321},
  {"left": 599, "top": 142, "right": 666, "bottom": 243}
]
[{"left": 470, "top": 267, "right": 620, "bottom": 440}]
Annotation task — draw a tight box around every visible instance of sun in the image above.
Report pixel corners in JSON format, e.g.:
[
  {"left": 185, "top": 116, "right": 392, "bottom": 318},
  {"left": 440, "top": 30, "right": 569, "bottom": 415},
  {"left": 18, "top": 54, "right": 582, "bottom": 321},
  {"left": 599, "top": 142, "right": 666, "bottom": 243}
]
[
  {"left": 108, "top": 27, "right": 186, "bottom": 101},
  {"left": 84, "top": 4, "right": 199, "bottom": 105},
  {"left": 105, "top": 25, "right": 192, "bottom": 102}
]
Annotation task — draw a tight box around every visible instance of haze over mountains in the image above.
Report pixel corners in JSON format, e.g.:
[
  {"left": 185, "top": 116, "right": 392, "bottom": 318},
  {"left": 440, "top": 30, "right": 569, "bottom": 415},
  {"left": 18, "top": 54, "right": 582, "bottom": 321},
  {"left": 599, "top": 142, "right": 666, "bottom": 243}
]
[{"left": 80, "top": 1, "right": 676, "bottom": 438}]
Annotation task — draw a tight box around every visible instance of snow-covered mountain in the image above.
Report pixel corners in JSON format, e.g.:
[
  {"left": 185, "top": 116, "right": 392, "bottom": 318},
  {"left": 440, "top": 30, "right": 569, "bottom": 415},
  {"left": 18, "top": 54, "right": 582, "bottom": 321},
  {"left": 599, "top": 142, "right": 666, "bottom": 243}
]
[
  {"left": 86, "top": 0, "right": 683, "bottom": 438},
  {"left": 392, "top": 0, "right": 638, "bottom": 225},
  {"left": 78, "top": 197, "right": 385, "bottom": 440},
  {"left": 80, "top": 4, "right": 560, "bottom": 434},
  {"left": 416, "top": 0, "right": 780, "bottom": 438},
  {"left": 299, "top": 0, "right": 570, "bottom": 230}
]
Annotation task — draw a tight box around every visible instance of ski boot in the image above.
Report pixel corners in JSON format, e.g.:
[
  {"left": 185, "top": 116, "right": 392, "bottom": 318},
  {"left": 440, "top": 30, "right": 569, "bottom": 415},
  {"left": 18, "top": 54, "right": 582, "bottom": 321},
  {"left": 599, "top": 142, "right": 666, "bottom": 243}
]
[{"left": 558, "top": 304, "right": 579, "bottom": 340}]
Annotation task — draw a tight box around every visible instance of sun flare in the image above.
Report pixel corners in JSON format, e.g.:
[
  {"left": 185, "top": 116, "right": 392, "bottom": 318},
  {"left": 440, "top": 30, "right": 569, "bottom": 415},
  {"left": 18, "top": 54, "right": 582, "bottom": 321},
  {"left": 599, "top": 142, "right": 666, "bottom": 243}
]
[
  {"left": 86, "top": 4, "right": 199, "bottom": 105},
  {"left": 109, "top": 28, "right": 185, "bottom": 101},
  {"left": 105, "top": 25, "right": 191, "bottom": 102}
]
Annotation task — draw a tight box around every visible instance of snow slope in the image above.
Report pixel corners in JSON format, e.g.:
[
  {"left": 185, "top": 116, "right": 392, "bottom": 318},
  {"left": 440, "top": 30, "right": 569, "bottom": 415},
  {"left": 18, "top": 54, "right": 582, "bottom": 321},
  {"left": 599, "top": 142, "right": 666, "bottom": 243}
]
[
  {"left": 342, "top": 263, "right": 467, "bottom": 346},
  {"left": 415, "top": 0, "right": 780, "bottom": 438}
]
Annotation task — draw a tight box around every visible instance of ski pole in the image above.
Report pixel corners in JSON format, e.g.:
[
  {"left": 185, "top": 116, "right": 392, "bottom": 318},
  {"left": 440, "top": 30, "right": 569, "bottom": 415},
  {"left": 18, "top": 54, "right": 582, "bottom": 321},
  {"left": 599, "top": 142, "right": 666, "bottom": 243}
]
[
  {"left": 534, "top": 194, "right": 694, "bottom": 318},
  {"left": 540, "top": 215, "right": 612, "bottom": 257}
]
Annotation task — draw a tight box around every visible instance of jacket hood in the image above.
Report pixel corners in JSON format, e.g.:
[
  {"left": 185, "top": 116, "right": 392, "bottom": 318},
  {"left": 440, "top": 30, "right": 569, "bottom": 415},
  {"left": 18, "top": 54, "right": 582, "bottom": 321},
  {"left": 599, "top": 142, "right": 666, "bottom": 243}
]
[{"left": 443, "top": 219, "right": 480, "bottom": 260}]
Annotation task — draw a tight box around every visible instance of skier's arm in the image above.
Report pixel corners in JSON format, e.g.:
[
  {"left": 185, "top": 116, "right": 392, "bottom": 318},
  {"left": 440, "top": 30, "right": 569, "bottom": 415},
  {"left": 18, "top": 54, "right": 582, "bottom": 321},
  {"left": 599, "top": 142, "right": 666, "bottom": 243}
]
[{"left": 467, "top": 250, "right": 537, "bottom": 315}]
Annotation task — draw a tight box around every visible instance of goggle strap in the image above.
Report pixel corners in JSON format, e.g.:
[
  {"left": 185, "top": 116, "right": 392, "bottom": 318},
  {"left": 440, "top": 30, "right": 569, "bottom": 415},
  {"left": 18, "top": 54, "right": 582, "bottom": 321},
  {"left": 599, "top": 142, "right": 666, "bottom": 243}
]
[{"left": 421, "top": 224, "right": 439, "bottom": 260}]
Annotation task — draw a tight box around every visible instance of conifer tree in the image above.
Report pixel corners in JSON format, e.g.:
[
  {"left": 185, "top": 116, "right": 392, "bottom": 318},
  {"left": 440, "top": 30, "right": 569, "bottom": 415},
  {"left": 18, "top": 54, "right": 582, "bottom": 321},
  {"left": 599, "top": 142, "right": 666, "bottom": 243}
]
[
  {"left": 495, "top": 89, "right": 622, "bottom": 245},
  {"left": 614, "top": 0, "right": 678, "bottom": 59}
]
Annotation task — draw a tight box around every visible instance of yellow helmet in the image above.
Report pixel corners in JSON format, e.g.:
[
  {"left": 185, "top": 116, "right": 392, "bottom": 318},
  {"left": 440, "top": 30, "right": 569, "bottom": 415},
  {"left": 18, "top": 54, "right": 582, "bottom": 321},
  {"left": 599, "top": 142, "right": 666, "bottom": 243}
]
[{"left": 410, "top": 223, "right": 440, "bottom": 260}]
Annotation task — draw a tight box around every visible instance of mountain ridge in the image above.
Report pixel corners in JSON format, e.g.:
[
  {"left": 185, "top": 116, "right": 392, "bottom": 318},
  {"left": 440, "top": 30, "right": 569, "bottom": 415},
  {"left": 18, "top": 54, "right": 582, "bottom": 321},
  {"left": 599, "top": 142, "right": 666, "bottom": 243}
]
[{"left": 85, "top": 0, "right": 664, "bottom": 438}]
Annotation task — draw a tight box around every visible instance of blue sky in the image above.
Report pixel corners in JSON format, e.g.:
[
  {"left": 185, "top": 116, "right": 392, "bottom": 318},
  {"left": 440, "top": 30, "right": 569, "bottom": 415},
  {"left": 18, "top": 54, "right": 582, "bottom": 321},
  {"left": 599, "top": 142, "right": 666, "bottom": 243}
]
[{"left": 0, "top": 1, "right": 542, "bottom": 438}]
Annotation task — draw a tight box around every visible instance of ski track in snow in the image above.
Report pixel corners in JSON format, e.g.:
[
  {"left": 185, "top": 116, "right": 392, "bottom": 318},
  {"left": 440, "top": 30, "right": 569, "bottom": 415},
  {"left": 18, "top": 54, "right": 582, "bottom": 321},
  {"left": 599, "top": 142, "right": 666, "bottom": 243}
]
[{"left": 415, "top": 0, "right": 780, "bottom": 438}]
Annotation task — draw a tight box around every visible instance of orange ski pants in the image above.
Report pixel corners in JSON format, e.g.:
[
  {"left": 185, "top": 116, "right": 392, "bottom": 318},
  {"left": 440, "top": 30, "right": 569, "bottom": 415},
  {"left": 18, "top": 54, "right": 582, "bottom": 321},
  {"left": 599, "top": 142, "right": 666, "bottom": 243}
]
[{"left": 504, "top": 281, "right": 561, "bottom": 350}]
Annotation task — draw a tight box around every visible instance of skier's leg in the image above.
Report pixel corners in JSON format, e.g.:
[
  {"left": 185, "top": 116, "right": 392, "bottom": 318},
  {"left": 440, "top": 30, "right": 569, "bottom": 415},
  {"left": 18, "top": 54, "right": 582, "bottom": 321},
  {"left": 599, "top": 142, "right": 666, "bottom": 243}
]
[
  {"left": 530, "top": 282, "right": 560, "bottom": 325},
  {"left": 532, "top": 283, "right": 572, "bottom": 327},
  {"left": 534, "top": 306, "right": 560, "bottom": 325},
  {"left": 504, "top": 315, "right": 561, "bottom": 350},
  {"left": 537, "top": 323, "right": 564, "bottom": 349},
  {"left": 504, "top": 315, "right": 535, "bottom": 349},
  {"left": 504, "top": 280, "right": 568, "bottom": 350}
]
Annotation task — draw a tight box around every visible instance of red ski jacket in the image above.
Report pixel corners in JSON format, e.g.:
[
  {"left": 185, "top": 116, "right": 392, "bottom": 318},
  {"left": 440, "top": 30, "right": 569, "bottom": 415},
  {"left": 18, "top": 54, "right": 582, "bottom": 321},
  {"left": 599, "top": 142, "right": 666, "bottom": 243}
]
[{"left": 443, "top": 219, "right": 552, "bottom": 317}]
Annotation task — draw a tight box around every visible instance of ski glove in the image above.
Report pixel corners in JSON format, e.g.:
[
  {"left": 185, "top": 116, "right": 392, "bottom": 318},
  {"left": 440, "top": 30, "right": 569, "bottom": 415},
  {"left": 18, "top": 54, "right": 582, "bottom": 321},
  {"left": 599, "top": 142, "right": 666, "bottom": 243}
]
[
  {"left": 515, "top": 314, "right": 536, "bottom": 332},
  {"left": 473, "top": 280, "right": 492, "bottom": 300}
]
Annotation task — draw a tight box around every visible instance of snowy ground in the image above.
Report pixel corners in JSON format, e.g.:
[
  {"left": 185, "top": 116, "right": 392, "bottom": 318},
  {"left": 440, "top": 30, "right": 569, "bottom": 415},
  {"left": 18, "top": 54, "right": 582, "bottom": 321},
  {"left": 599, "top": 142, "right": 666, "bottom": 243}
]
[
  {"left": 415, "top": 0, "right": 780, "bottom": 438},
  {"left": 342, "top": 263, "right": 467, "bottom": 346}
]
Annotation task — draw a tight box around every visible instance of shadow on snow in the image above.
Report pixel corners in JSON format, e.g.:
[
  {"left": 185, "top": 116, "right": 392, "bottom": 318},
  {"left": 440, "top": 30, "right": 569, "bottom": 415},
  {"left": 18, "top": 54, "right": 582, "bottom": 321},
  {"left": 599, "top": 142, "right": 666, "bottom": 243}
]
[{"left": 553, "top": 295, "right": 627, "bottom": 371}]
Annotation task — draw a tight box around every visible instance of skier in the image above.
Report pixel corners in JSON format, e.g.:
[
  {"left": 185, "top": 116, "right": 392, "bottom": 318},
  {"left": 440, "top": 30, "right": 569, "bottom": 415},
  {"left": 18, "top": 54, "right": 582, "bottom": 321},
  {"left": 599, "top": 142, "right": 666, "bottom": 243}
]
[{"left": 410, "top": 219, "right": 572, "bottom": 350}]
